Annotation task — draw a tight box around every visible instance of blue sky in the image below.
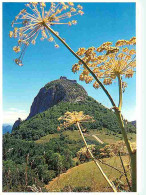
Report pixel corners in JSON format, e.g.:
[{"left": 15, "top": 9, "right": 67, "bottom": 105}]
[{"left": 3, "top": 2, "right": 136, "bottom": 124}]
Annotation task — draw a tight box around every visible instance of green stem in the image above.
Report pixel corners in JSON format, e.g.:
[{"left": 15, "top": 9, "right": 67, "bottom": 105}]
[
  {"left": 44, "top": 24, "right": 116, "bottom": 108},
  {"left": 115, "top": 111, "right": 132, "bottom": 155},
  {"left": 116, "top": 74, "right": 133, "bottom": 155},
  {"left": 117, "top": 74, "right": 122, "bottom": 111},
  {"left": 115, "top": 77, "right": 136, "bottom": 191},
  {"left": 76, "top": 122, "right": 117, "bottom": 192}
]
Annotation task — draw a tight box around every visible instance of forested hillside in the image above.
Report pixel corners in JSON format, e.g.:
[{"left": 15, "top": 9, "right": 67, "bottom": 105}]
[{"left": 11, "top": 96, "right": 135, "bottom": 141}]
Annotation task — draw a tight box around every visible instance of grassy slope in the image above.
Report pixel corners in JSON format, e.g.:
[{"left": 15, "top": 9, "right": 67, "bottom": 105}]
[
  {"left": 38, "top": 129, "right": 135, "bottom": 192},
  {"left": 36, "top": 128, "right": 136, "bottom": 144},
  {"left": 45, "top": 156, "right": 130, "bottom": 192}
]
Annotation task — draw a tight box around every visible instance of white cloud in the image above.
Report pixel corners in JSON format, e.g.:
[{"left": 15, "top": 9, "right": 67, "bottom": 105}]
[
  {"left": 3, "top": 108, "right": 28, "bottom": 124},
  {"left": 9, "top": 108, "right": 18, "bottom": 111},
  {"left": 3, "top": 107, "right": 136, "bottom": 125}
]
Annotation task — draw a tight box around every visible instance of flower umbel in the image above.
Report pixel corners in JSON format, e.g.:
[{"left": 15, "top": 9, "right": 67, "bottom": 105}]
[
  {"left": 58, "top": 111, "right": 94, "bottom": 129},
  {"left": 10, "top": 2, "right": 84, "bottom": 66},
  {"left": 72, "top": 37, "right": 136, "bottom": 91}
]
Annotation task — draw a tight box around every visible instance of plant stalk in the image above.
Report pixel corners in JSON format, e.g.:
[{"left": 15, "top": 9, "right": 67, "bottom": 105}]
[
  {"left": 98, "top": 159, "right": 125, "bottom": 175},
  {"left": 117, "top": 76, "right": 136, "bottom": 192},
  {"left": 118, "top": 151, "right": 131, "bottom": 191},
  {"left": 115, "top": 111, "right": 136, "bottom": 191},
  {"left": 45, "top": 24, "right": 136, "bottom": 192},
  {"left": 117, "top": 74, "right": 122, "bottom": 111},
  {"left": 76, "top": 122, "right": 117, "bottom": 192}
]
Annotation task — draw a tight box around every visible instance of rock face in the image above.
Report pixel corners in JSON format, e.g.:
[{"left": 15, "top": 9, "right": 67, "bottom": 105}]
[
  {"left": 131, "top": 120, "right": 136, "bottom": 127},
  {"left": 12, "top": 118, "right": 22, "bottom": 130},
  {"left": 27, "top": 77, "right": 88, "bottom": 119}
]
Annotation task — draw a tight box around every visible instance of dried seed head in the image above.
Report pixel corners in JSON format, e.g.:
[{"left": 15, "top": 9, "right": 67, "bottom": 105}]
[{"left": 10, "top": 2, "right": 84, "bottom": 65}]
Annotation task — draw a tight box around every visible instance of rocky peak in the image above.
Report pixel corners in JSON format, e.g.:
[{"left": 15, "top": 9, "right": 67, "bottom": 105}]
[
  {"left": 60, "top": 76, "right": 77, "bottom": 83},
  {"left": 27, "top": 77, "right": 87, "bottom": 119},
  {"left": 12, "top": 118, "right": 22, "bottom": 130}
]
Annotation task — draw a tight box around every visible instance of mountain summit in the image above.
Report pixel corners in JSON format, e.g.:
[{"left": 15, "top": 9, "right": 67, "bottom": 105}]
[{"left": 27, "top": 77, "right": 87, "bottom": 119}]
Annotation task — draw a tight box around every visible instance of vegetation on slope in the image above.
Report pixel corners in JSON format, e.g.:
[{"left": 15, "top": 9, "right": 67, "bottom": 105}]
[
  {"left": 11, "top": 96, "right": 135, "bottom": 141},
  {"left": 3, "top": 127, "right": 135, "bottom": 192},
  {"left": 3, "top": 133, "right": 77, "bottom": 192},
  {"left": 36, "top": 129, "right": 136, "bottom": 145},
  {"left": 45, "top": 156, "right": 131, "bottom": 192}
]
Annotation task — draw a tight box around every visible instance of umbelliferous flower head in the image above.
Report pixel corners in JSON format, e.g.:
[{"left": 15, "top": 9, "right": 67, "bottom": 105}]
[
  {"left": 58, "top": 111, "right": 94, "bottom": 129},
  {"left": 72, "top": 37, "right": 136, "bottom": 91},
  {"left": 10, "top": 2, "right": 84, "bottom": 66}
]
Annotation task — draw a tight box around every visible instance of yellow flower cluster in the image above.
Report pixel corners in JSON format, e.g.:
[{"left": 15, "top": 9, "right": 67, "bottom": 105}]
[
  {"left": 10, "top": 2, "right": 84, "bottom": 66},
  {"left": 72, "top": 37, "right": 136, "bottom": 90},
  {"left": 116, "top": 37, "right": 136, "bottom": 47},
  {"left": 58, "top": 111, "right": 94, "bottom": 129},
  {"left": 13, "top": 46, "right": 21, "bottom": 53}
]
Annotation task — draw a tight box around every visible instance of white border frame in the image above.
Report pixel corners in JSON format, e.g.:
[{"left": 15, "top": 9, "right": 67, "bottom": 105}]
[{"left": 1, "top": 0, "right": 144, "bottom": 194}]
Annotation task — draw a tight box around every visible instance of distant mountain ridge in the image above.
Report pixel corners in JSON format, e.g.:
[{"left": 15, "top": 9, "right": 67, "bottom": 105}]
[{"left": 2, "top": 124, "right": 12, "bottom": 134}]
